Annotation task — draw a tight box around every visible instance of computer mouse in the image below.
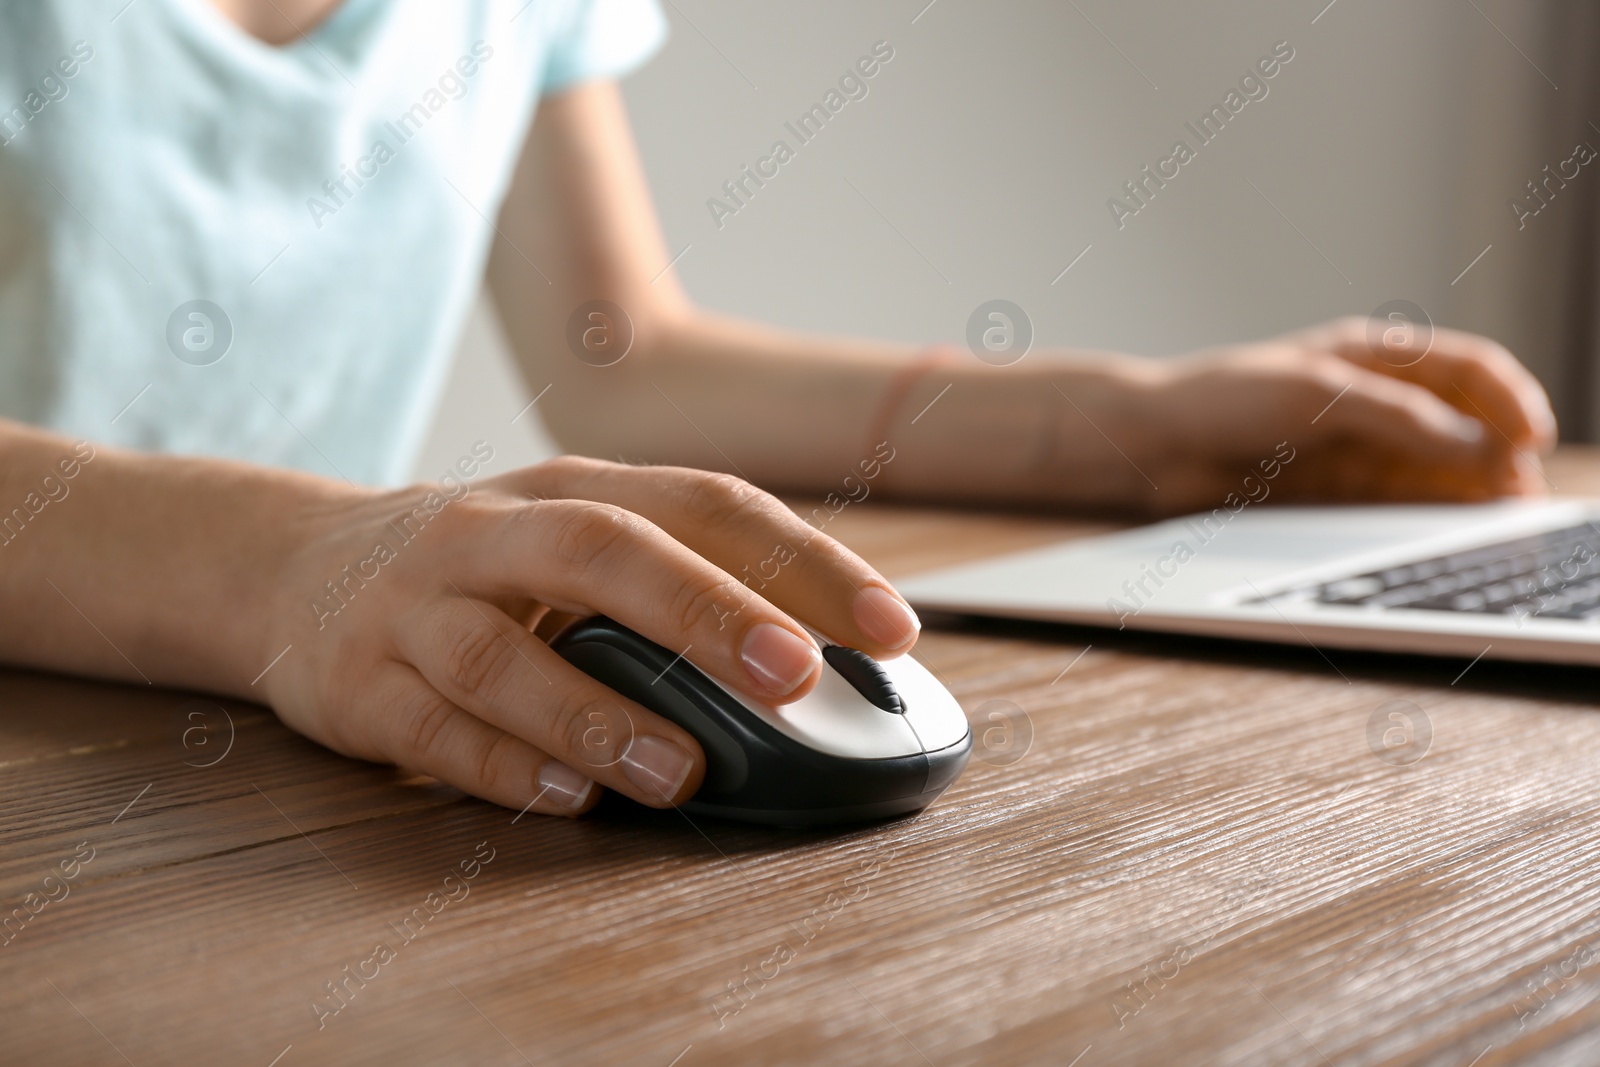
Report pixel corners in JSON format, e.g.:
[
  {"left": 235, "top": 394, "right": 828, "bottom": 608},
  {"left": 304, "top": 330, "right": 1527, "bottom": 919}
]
[{"left": 551, "top": 616, "right": 972, "bottom": 827}]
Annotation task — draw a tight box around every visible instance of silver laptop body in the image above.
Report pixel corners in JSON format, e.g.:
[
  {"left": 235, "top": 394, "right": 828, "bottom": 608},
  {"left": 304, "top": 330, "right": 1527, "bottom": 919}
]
[{"left": 896, "top": 500, "right": 1600, "bottom": 666}]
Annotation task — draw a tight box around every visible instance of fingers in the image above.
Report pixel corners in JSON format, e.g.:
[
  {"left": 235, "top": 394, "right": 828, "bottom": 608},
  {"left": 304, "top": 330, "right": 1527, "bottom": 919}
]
[
  {"left": 367, "top": 662, "right": 603, "bottom": 817},
  {"left": 394, "top": 595, "right": 704, "bottom": 809},
  {"left": 1170, "top": 347, "right": 1523, "bottom": 504},
  {"left": 1290, "top": 317, "right": 1557, "bottom": 451},
  {"left": 1304, "top": 360, "right": 1491, "bottom": 465},
  {"left": 516, "top": 458, "right": 920, "bottom": 657},
  {"left": 1272, "top": 355, "right": 1549, "bottom": 503},
  {"left": 1427, "top": 326, "right": 1556, "bottom": 448},
  {"left": 1231, "top": 323, "right": 1555, "bottom": 502},
  {"left": 472, "top": 497, "right": 831, "bottom": 702}
]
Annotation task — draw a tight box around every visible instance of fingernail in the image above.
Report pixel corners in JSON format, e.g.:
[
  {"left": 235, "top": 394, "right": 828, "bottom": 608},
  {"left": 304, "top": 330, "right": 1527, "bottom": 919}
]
[
  {"left": 1455, "top": 419, "right": 1486, "bottom": 444},
  {"left": 621, "top": 735, "right": 694, "bottom": 802},
  {"left": 537, "top": 760, "right": 594, "bottom": 810},
  {"left": 740, "top": 622, "right": 821, "bottom": 695},
  {"left": 853, "top": 585, "right": 921, "bottom": 649}
]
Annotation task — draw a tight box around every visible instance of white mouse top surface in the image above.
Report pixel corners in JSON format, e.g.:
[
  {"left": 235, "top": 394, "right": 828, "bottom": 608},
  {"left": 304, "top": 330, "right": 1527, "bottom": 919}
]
[{"left": 720, "top": 651, "right": 970, "bottom": 760}]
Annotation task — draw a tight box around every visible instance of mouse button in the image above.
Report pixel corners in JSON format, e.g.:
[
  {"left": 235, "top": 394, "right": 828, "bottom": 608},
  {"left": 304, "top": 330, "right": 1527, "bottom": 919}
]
[
  {"left": 878, "top": 654, "right": 970, "bottom": 752},
  {"left": 724, "top": 664, "right": 923, "bottom": 760},
  {"left": 556, "top": 641, "right": 749, "bottom": 795},
  {"left": 820, "top": 646, "right": 904, "bottom": 713}
]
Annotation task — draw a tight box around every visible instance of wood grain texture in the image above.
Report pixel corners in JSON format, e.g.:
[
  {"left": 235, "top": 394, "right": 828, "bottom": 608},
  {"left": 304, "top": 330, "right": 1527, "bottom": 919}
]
[{"left": 6, "top": 450, "right": 1600, "bottom": 1067}]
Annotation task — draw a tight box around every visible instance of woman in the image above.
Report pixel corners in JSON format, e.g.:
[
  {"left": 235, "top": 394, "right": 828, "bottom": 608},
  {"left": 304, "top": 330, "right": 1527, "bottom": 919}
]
[{"left": 0, "top": 0, "right": 1555, "bottom": 817}]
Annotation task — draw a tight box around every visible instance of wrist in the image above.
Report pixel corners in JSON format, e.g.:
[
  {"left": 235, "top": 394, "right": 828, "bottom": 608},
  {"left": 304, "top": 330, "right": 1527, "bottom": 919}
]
[
  {"left": 870, "top": 354, "right": 1153, "bottom": 506},
  {"left": 0, "top": 425, "right": 370, "bottom": 698},
  {"left": 249, "top": 475, "right": 386, "bottom": 695},
  {"left": 104, "top": 447, "right": 371, "bottom": 699},
  {"left": 1034, "top": 353, "right": 1169, "bottom": 506}
]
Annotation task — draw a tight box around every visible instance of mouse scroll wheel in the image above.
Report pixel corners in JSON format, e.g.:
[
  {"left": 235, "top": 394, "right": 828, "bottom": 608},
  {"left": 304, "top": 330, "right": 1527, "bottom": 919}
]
[{"left": 821, "top": 645, "right": 906, "bottom": 714}]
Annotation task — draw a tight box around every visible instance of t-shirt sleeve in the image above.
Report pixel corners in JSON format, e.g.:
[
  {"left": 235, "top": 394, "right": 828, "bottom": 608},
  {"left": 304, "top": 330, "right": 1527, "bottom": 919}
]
[{"left": 541, "top": 0, "right": 669, "bottom": 94}]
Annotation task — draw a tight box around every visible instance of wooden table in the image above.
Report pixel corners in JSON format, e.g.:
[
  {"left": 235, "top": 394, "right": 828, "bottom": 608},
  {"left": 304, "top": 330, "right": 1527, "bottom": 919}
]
[{"left": 8, "top": 452, "right": 1600, "bottom": 1066}]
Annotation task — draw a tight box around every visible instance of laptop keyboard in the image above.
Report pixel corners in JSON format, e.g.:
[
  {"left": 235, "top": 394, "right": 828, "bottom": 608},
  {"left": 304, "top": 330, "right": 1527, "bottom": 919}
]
[{"left": 1258, "top": 522, "right": 1600, "bottom": 621}]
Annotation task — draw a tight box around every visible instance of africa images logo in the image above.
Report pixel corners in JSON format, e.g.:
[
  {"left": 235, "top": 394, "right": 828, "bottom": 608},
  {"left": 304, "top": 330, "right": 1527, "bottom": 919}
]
[{"left": 305, "top": 42, "right": 495, "bottom": 229}]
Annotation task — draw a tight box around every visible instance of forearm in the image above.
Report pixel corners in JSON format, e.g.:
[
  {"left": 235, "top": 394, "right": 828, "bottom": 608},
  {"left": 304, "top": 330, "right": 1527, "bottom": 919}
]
[
  {"left": 0, "top": 420, "right": 357, "bottom": 697},
  {"left": 535, "top": 310, "right": 1167, "bottom": 506},
  {"left": 488, "top": 81, "right": 1166, "bottom": 507}
]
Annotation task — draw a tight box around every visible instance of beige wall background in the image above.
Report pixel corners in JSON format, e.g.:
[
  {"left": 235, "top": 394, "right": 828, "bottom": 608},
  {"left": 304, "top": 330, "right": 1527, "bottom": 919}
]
[{"left": 412, "top": 0, "right": 1581, "bottom": 481}]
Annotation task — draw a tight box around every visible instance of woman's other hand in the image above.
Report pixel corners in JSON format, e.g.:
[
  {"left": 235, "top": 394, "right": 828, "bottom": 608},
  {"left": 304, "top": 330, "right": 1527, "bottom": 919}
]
[{"left": 1135, "top": 316, "right": 1557, "bottom": 514}]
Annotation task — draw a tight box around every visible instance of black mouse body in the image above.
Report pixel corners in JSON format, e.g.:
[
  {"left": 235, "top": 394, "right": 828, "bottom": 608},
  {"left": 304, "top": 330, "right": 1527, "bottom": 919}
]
[{"left": 552, "top": 617, "right": 971, "bottom": 827}]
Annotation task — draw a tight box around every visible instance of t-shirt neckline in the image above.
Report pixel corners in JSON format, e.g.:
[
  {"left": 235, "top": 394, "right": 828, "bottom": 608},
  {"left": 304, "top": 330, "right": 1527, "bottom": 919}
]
[{"left": 151, "top": 0, "right": 387, "bottom": 76}]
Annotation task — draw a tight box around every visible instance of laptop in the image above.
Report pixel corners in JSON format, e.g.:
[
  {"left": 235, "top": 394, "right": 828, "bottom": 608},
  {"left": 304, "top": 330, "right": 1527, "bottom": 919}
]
[{"left": 894, "top": 500, "right": 1600, "bottom": 666}]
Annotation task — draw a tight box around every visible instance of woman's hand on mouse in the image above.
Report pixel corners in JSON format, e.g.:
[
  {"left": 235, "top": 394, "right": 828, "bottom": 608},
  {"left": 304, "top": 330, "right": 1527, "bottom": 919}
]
[{"left": 257, "top": 456, "right": 919, "bottom": 818}]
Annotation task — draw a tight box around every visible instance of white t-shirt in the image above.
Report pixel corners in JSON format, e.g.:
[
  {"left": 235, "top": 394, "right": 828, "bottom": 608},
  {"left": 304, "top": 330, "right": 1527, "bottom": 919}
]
[{"left": 0, "top": 0, "right": 666, "bottom": 484}]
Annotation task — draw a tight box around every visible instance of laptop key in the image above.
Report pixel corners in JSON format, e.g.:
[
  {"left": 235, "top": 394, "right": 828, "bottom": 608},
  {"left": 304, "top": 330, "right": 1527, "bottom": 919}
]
[{"left": 1305, "top": 522, "right": 1600, "bottom": 617}]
